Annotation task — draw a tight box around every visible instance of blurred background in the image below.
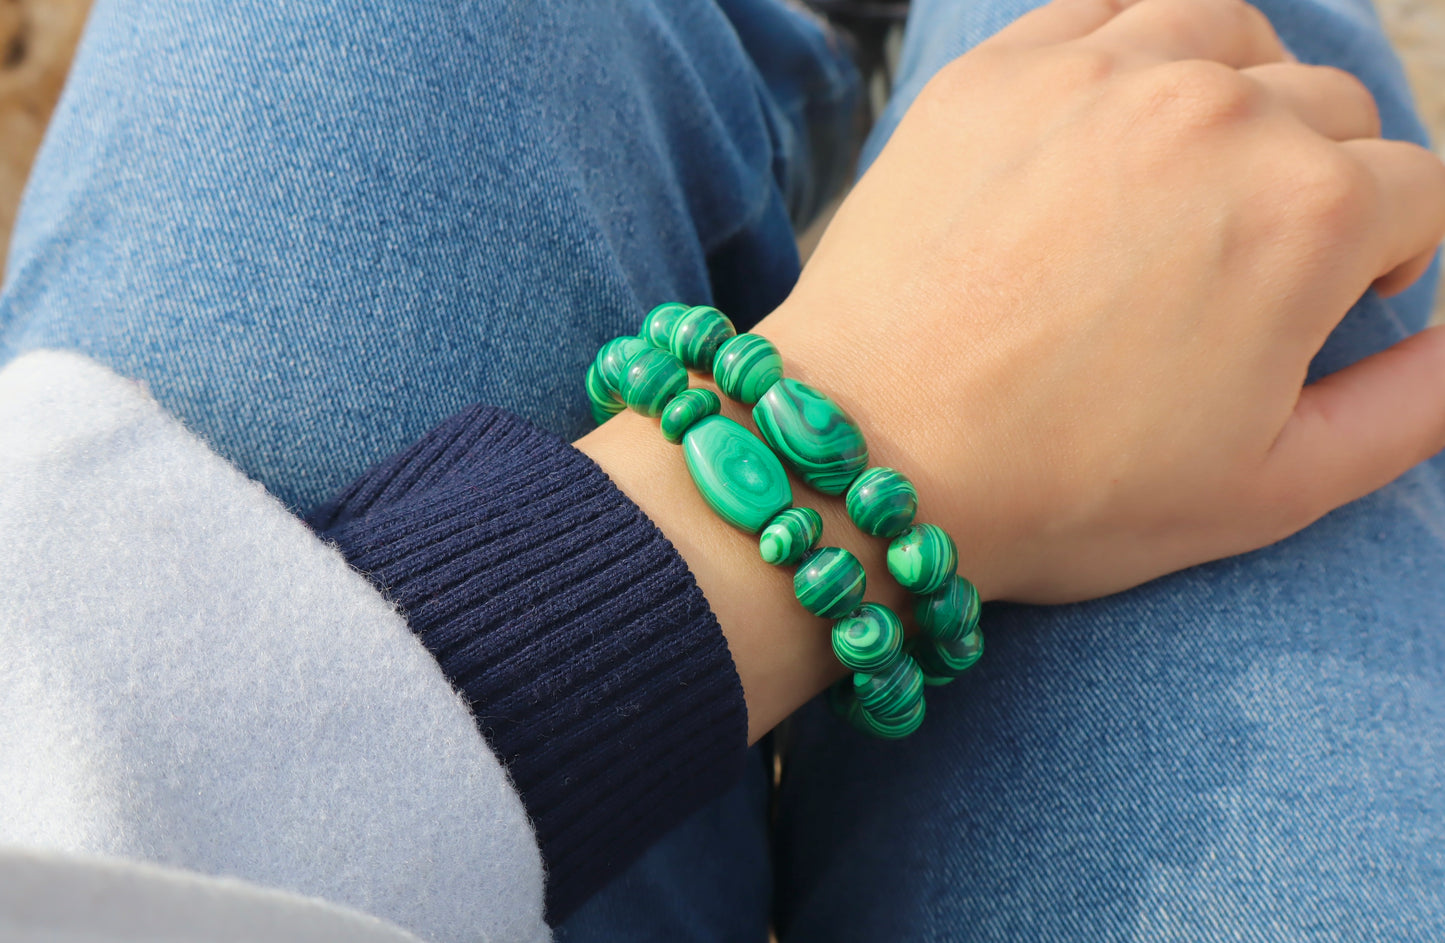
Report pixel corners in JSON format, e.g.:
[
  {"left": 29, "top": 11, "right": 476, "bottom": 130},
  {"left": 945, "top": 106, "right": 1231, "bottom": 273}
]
[{"left": 2, "top": 0, "right": 1443, "bottom": 309}]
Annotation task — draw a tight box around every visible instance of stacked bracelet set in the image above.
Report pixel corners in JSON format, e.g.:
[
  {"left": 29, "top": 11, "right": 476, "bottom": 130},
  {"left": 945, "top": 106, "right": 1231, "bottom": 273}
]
[{"left": 586, "top": 303, "right": 984, "bottom": 738}]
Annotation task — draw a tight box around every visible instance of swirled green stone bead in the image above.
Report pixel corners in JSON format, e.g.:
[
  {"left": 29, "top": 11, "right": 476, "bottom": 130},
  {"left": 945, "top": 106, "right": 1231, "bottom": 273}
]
[
  {"left": 597, "top": 336, "right": 650, "bottom": 392},
  {"left": 908, "top": 629, "right": 984, "bottom": 686},
  {"left": 853, "top": 695, "right": 925, "bottom": 739},
  {"left": 794, "top": 546, "right": 866, "bottom": 618},
  {"left": 641, "top": 302, "right": 689, "bottom": 349},
  {"left": 713, "top": 333, "right": 783, "bottom": 405},
  {"left": 887, "top": 523, "right": 958, "bottom": 595},
  {"left": 845, "top": 466, "right": 918, "bottom": 538},
  {"left": 758, "top": 507, "right": 822, "bottom": 566},
  {"left": 669, "top": 305, "right": 736, "bottom": 371},
  {"left": 753, "top": 378, "right": 869, "bottom": 495},
  {"left": 620, "top": 347, "right": 688, "bottom": 417},
  {"left": 586, "top": 362, "right": 624, "bottom": 425},
  {"left": 914, "top": 573, "right": 980, "bottom": 644},
  {"left": 659, "top": 388, "right": 721, "bottom": 444},
  {"left": 682, "top": 415, "right": 793, "bottom": 533},
  {"left": 854, "top": 655, "right": 925, "bottom": 723},
  {"left": 831, "top": 603, "right": 904, "bottom": 673}
]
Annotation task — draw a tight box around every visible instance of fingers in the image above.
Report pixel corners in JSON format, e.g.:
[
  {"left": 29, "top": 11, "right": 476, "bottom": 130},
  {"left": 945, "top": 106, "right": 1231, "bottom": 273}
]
[
  {"left": 1246, "top": 63, "right": 1381, "bottom": 141},
  {"left": 1264, "top": 326, "right": 1445, "bottom": 528},
  {"left": 1082, "top": 0, "right": 1288, "bottom": 68},
  {"left": 1345, "top": 138, "right": 1445, "bottom": 284},
  {"left": 987, "top": 0, "right": 1140, "bottom": 48}
]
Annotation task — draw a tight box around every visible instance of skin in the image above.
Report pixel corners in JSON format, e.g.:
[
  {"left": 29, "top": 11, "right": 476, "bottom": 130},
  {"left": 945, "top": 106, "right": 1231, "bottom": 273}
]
[{"left": 578, "top": 0, "right": 1445, "bottom": 744}]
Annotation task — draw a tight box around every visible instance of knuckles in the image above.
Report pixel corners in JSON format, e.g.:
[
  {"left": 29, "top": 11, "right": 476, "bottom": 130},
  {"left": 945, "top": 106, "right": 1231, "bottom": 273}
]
[{"left": 1117, "top": 59, "right": 1264, "bottom": 137}]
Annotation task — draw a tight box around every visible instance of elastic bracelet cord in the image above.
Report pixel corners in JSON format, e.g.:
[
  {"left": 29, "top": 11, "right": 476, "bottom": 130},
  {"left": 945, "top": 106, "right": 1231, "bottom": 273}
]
[{"left": 586, "top": 303, "right": 983, "bottom": 738}]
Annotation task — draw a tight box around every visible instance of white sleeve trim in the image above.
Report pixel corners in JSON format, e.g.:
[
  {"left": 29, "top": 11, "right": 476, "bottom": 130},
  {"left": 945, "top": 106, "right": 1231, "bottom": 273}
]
[{"left": 0, "top": 350, "right": 550, "bottom": 943}]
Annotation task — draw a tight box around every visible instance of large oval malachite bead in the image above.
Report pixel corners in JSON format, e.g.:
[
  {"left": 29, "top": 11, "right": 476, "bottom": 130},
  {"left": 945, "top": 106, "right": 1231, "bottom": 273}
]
[
  {"left": 914, "top": 573, "right": 980, "bottom": 644},
  {"left": 669, "top": 305, "right": 736, "bottom": 371},
  {"left": 854, "top": 655, "right": 924, "bottom": 723},
  {"left": 754, "top": 378, "right": 869, "bottom": 495},
  {"left": 794, "top": 546, "right": 866, "bottom": 618},
  {"left": 887, "top": 523, "right": 958, "bottom": 595},
  {"left": 620, "top": 347, "right": 688, "bottom": 417},
  {"left": 682, "top": 415, "right": 793, "bottom": 533},
  {"left": 641, "top": 302, "right": 689, "bottom": 349},
  {"left": 845, "top": 466, "right": 918, "bottom": 538},
  {"left": 660, "top": 388, "right": 721, "bottom": 444},
  {"left": 908, "top": 629, "right": 984, "bottom": 686},
  {"left": 832, "top": 603, "right": 904, "bottom": 673},
  {"left": 597, "top": 336, "right": 649, "bottom": 392},
  {"left": 713, "top": 333, "right": 783, "bottom": 405},
  {"left": 854, "top": 694, "right": 925, "bottom": 739},
  {"left": 586, "top": 362, "right": 624, "bottom": 425},
  {"left": 758, "top": 506, "right": 822, "bottom": 566}
]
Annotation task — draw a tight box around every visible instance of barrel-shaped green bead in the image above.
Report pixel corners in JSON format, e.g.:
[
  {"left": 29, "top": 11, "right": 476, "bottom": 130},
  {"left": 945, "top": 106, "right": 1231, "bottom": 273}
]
[
  {"left": 909, "top": 629, "right": 984, "bottom": 686},
  {"left": 887, "top": 523, "right": 958, "bottom": 595},
  {"left": 597, "top": 336, "right": 650, "bottom": 392},
  {"left": 660, "top": 388, "right": 721, "bottom": 444},
  {"left": 681, "top": 415, "right": 793, "bottom": 533},
  {"left": 713, "top": 333, "right": 783, "bottom": 405},
  {"left": 753, "top": 378, "right": 869, "bottom": 495},
  {"left": 914, "top": 573, "right": 981, "bottom": 644},
  {"left": 845, "top": 466, "right": 918, "bottom": 538},
  {"left": 794, "top": 546, "right": 866, "bottom": 618},
  {"left": 854, "top": 655, "right": 924, "bottom": 722},
  {"left": 758, "top": 507, "right": 822, "bottom": 566},
  {"left": 853, "top": 695, "right": 925, "bottom": 739},
  {"left": 641, "top": 302, "right": 689, "bottom": 350},
  {"left": 831, "top": 603, "right": 904, "bottom": 673},
  {"left": 586, "top": 362, "right": 624, "bottom": 424},
  {"left": 669, "top": 305, "right": 736, "bottom": 371},
  {"left": 620, "top": 347, "right": 688, "bottom": 417}
]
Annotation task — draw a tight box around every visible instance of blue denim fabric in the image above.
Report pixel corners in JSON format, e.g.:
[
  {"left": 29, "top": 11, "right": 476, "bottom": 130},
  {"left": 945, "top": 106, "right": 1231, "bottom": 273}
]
[{"left": 5, "top": 0, "right": 1442, "bottom": 940}]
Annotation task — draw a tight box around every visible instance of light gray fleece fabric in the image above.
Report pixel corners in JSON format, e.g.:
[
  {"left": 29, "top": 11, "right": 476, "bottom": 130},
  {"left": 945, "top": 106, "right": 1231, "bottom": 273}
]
[{"left": 0, "top": 350, "right": 550, "bottom": 943}]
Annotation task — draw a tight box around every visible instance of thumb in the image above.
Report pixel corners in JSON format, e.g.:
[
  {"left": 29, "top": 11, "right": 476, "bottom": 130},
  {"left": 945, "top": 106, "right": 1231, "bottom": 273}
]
[{"left": 1264, "top": 324, "right": 1445, "bottom": 528}]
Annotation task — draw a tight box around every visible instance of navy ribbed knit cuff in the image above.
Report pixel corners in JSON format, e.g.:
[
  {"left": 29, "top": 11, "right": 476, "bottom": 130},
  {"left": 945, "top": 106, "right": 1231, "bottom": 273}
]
[{"left": 309, "top": 406, "right": 749, "bottom": 924}]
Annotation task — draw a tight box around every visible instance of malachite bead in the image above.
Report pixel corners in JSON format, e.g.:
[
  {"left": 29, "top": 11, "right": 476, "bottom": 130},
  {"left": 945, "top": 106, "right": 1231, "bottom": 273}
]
[
  {"left": 597, "top": 336, "right": 649, "bottom": 392},
  {"left": 854, "top": 655, "right": 925, "bottom": 725},
  {"left": 713, "top": 333, "right": 783, "bottom": 405},
  {"left": 908, "top": 630, "right": 984, "bottom": 686},
  {"left": 641, "top": 302, "right": 689, "bottom": 349},
  {"left": 845, "top": 466, "right": 918, "bottom": 538},
  {"left": 793, "top": 546, "right": 866, "bottom": 618},
  {"left": 853, "top": 695, "right": 925, "bottom": 739},
  {"left": 754, "top": 378, "right": 869, "bottom": 495},
  {"left": 682, "top": 415, "right": 793, "bottom": 533},
  {"left": 758, "top": 506, "right": 822, "bottom": 566},
  {"left": 914, "top": 573, "right": 981, "bottom": 644},
  {"left": 887, "top": 523, "right": 958, "bottom": 595},
  {"left": 669, "top": 305, "right": 736, "bottom": 371},
  {"left": 586, "top": 362, "right": 624, "bottom": 425},
  {"left": 660, "top": 388, "right": 721, "bottom": 444},
  {"left": 831, "top": 603, "right": 904, "bottom": 673},
  {"left": 620, "top": 347, "right": 688, "bottom": 417}
]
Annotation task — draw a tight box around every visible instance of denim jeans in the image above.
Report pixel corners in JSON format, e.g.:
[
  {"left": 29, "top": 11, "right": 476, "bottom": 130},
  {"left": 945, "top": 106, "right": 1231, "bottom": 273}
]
[{"left": 4, "top": 0, "right": 1442, "bottom": 939}]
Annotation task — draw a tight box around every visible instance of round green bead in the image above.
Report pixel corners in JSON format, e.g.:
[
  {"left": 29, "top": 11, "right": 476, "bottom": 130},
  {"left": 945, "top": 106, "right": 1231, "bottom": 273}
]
[
  {"left": 854, "top": 655, "right": 924, "bottom": 723},
  {"left": 887, "top": 523, "right": 958, "bottom": 595},
  {"left": 669, "top": 305, "right": 736, "bottom": 371},
  {"left": 794, "top": 547, "right": 866, "bottom": 618},
  {"left": 853, "top": 695, "right": 925, "bottom": 739},
  {"left": 754, "top": 378, "right": 869, "bottom": 495},
  {"left": 659, "top": 388, "right": 721, "bottom": 444},
  {"left": 845, "top": 467, "right": 918, "bottom": 538},
  {"left": 758, "top": 506, "right": 822, "bottom": 566},
  {"left": 713, "top": 333, "right": 783, "bottom": 405},
  {"left": 620, "top": 347, "right": 688, "bottom": 417},
  {"left": 908, "top": 629, "right": 984, "bottom": 686},
  {"left": 682, "top": 415, "right": 793, "bottom": 533},
  {"left": 586, "top": 362, "right": 624, "bottom": 425},
  {"left": 914, "top": 573, "right": 980, "bottom": 644},
  {"left": 831, "top": 603, "right": 904, "bottom": 673},
  {"left": 597, "top": 336, "right": 649, "bottom": 392},
  {"left": 641, "top": 302, "right": 689, "bottom": 349}
]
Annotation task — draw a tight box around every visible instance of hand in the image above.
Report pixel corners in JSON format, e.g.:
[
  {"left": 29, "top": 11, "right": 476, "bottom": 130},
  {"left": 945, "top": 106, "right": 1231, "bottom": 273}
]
[{"left": 763, "top": 0, "right": 1445, "bottom": 603}]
